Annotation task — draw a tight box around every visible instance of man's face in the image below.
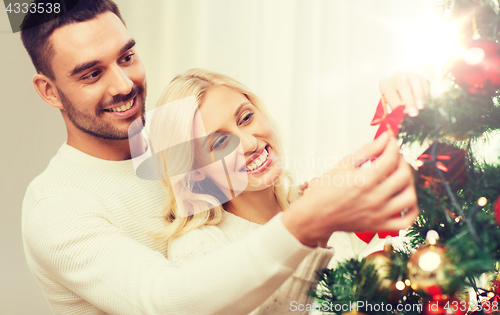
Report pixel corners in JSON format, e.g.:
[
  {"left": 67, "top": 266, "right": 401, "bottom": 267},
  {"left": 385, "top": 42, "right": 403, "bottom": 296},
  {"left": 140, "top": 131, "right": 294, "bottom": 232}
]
[{"left": 49, "top": 12, "right": 147, "bottom": 140}]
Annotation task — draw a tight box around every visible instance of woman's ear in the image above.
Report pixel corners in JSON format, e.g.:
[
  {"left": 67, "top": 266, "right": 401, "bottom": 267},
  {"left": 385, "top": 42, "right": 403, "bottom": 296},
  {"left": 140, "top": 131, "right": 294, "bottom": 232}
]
[
  {"left": 33, "top": 74, "right": 64, "bottom": 109},
  {"left": 191, "top": 170, "right": 206, "bottom": 182}
]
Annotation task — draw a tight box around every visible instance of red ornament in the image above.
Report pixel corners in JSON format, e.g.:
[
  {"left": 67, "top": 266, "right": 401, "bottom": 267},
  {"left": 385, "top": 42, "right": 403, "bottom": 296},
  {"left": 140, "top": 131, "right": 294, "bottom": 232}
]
[
  {"left": 450, "top": 40, "right": 500, "bottom": 96},
  {"left": 422, "top": 296, "right": 467, "bottom": 315},
  {"left": 370, "top": 96, "right": 406, "bottom": 139},
  {"left": 355, "top": 98, "right": 406, "bottom": 243},
  {"left": 416, "top": 143, "right": 467, "bottom": 192},
  {"left": 355, "top": 231, "right": 399, "bottom": 244},
  {"left": 495, "top": 195, "right": 500, "bottom": 227},
  {"left": 494, "top": 278, "right": 500, "bottom": 296}
]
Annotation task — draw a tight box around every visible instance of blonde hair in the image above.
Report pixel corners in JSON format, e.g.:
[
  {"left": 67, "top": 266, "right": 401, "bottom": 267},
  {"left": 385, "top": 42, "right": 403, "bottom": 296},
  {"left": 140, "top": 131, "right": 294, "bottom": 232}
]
[{"left": 150, "top": 68, "right": 296, "bottom": 243}]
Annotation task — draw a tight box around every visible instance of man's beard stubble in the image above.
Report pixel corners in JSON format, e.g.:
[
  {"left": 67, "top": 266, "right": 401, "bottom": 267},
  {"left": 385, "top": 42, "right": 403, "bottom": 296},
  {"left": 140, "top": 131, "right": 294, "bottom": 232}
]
[{"left": 57, "top": 84, "right": 147, "bottom": 141}]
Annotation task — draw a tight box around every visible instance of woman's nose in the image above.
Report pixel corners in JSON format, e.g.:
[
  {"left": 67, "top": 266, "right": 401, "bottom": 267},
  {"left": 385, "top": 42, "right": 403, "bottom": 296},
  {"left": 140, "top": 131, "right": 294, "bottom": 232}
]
[{"left": 240, "top": 132, "right": 258, "bottom": 154}]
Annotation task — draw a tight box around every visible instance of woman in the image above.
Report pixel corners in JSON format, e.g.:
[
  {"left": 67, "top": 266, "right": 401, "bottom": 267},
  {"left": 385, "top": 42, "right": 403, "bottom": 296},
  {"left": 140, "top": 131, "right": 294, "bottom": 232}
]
[{"left": 149, "top": 68, "right": 382, "bottom": 314}]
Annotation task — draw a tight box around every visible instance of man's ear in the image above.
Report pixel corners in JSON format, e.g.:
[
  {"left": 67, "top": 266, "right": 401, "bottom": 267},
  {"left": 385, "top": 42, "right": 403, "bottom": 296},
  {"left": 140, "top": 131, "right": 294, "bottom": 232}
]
[
  {"left": 33, "top": 74, "right": 63, "bottom": 109},
  {"left": 191, "top": 170, "right": 206, "bottom": 182}
]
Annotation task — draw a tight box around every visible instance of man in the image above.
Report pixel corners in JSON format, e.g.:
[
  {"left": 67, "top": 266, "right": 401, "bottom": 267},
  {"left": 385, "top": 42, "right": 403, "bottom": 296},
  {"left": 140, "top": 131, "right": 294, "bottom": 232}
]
[{"left": 21, "top": 0, "right": 424, "bottom": 314}]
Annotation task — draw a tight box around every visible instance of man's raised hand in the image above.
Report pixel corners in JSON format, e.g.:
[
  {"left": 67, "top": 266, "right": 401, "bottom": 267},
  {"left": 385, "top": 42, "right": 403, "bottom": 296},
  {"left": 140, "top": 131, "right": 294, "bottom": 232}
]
[{"left": 282, "top": 132, "right": 419, "bottom": 247}]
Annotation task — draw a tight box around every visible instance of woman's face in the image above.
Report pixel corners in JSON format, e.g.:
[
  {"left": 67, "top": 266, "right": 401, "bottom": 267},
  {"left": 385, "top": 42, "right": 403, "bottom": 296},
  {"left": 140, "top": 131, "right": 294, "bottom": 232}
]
[{"left": 192, "top": 85, "right": 282, "bottom": 197}]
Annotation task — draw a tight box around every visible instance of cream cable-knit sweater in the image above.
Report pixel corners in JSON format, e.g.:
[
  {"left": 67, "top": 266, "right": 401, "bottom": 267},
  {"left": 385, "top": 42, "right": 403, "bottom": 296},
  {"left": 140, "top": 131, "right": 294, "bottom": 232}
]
[
  {"left": 168, "top": 211, "right": 385, "bottom": 314},
  {"left": 22, "top": 143, "right": 312, "bottom": 315}
]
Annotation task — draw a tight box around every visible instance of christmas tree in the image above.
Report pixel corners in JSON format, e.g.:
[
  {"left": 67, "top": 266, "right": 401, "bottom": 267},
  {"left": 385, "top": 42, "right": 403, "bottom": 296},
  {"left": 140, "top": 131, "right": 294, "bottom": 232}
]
[{"left": 312, "top": 1, "right": 500, "bottom": 314}]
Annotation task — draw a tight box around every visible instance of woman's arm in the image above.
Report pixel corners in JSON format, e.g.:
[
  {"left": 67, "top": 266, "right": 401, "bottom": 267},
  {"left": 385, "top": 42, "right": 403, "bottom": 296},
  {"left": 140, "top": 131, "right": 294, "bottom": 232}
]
[{"left": 168, "top": 224, "right": 334, "bottom": 315}]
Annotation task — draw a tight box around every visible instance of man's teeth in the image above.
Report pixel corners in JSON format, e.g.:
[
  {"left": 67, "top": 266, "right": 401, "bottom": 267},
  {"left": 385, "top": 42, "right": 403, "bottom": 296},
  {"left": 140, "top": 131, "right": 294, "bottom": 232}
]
[
  {"left": 246, "top": 148, "right": 268, "bottom": 171},
  {"left": 107, "top": 99, "right": 134, "bottom": 112}
]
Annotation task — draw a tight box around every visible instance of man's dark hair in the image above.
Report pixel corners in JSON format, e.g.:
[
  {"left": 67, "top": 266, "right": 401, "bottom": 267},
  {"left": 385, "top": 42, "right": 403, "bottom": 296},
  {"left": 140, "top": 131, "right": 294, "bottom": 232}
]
[{"left": 20, "top": 0, "right": 124, "bottom": 80}]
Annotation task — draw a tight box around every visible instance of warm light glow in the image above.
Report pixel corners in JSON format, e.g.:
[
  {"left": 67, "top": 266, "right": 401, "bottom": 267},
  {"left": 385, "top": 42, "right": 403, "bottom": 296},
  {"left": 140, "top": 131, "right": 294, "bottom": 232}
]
[
  {"left": 487, "top": 292, "right": 495, "bottom": 298},
  {"left": 419, "top": 251, "right": 442, "bottom": 271},
  {"left": 405, "top": 279, "right": 411, "bottom": 286},
  {"left": 478, "top": 197, "right": 487, "bottom": 207},
  {"left": 427, "top": 230, "right": 439, "bottom": 245},
  {"left": 416, "top": 160, "right": 424, "bottom": 168},
  {"left": 415, "top": 18, "right": 463, "bottom": 71},
  {"left": 403, "top": 16, "right": 463, "bottom": 73},
  {"left": 395, "top": 281, "right": 406, "bottom": 291},
  {"left": 464, "top": 47, "right": 485, "bottom": 65}
]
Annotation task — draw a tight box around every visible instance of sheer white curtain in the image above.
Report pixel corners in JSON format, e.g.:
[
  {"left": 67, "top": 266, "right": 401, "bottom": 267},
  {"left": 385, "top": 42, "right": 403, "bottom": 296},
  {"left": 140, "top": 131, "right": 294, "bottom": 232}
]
[{"left": 118, "top": 0, "right": 432, "bottom": 181}]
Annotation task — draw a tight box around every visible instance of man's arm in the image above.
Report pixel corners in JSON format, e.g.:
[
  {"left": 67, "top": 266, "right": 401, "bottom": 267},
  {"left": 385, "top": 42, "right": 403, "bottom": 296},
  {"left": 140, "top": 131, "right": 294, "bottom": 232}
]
[
  {"left": 23, "top": 189, "right": 311, "bottom": 315},
  {"left": 167, "top": 224, "right": 335, "bottom": 315}
]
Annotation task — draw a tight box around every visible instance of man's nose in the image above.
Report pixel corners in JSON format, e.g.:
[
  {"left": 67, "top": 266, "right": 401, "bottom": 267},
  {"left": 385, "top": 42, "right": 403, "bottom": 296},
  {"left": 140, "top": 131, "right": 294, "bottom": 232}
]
[{"left": 108, "top": 65, "right": 133, "bottom": 96}]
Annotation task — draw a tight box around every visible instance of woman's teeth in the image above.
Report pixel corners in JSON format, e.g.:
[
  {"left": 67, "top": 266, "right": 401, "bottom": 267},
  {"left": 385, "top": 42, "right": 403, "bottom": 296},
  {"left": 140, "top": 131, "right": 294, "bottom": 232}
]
[
  {"left": 106, "top": 99, "right": 134, "bottom": 112},
  {"left": 246, "top": 148, "right": 268, "bottom": 171}
]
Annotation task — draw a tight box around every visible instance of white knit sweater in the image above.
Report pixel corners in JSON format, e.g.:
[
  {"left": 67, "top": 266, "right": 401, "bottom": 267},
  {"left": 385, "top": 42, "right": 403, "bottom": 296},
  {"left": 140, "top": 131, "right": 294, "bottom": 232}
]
[
  {"left": 168, "top": 211, "right": 384, "bottom": 314},
  {"left": 168, "top": 211, "right": 333, "bottom": 315},
  {"left": 22, "top": 143, "right": 313, "bottom": 315}
]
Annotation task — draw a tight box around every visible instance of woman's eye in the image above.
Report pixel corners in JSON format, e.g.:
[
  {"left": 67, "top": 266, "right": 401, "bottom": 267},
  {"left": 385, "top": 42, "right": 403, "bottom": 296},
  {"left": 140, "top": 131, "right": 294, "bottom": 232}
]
[
  {"left": 241, "top": 113, "right": 254, "bottom": 124},
  {"left": 212, "top": 136, "right": 228, "bottom": 150}
]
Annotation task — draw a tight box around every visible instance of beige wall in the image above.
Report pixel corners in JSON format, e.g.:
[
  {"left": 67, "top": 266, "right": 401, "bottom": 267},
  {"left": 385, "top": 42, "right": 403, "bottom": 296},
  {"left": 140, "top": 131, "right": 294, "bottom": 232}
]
[
  {"left": 0, "top": 2, "right": 153, "bottom": 312},
  {"left": 0, "top": 9, "right": 65, "bottom": 315}
]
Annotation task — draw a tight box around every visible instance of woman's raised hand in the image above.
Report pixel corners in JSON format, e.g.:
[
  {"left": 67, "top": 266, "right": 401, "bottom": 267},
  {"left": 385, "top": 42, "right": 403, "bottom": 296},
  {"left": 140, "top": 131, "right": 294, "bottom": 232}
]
[{"left": 379, "top": 71, "right": 430, "bottom": 117}]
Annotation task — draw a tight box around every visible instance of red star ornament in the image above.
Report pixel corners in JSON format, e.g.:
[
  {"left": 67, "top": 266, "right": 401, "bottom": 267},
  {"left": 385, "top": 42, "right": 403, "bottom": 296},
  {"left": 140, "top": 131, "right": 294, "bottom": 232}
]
[
  {"left": 355, "top": 97, "right": 407, "bottom": 243},
  {"left": 370, "top": 96, "right": 406, "bottom": 139}
]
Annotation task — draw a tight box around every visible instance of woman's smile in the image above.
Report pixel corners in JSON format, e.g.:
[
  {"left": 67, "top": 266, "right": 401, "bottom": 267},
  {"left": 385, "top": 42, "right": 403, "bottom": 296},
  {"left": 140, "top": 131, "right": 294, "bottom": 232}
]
[{"left": 242, "top": 144, "right": 273, "bottom": 175}]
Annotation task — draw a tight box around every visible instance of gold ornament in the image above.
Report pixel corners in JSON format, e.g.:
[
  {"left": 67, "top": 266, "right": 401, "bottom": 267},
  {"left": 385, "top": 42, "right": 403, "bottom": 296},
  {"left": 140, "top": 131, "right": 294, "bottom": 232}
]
[
  {"left": 363, "top": 238, "right": 410, "bottom": 303},
  {"left": 407, "top": 230, "right": 459, "bottom": 297}
]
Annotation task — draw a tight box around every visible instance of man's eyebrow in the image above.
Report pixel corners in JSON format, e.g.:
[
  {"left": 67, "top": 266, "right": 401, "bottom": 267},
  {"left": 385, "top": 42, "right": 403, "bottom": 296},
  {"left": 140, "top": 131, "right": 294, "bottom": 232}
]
[
  {"left": 69, "top": 39, "right": 136, "bottom": 77},
  {"left": 69, "top": 60, "right": 101, "bottom": 77},
  {"left": 120, "top": 39, "right": 136, "bottom": 55}
]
